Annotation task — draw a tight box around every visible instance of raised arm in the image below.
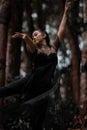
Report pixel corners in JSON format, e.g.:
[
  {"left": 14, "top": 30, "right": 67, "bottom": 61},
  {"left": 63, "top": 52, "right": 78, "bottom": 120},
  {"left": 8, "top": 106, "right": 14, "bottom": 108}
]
[
  {"left": 12, "top": 32, "right": 35, "bottom": 53},
  {"left": 53, "top": 0, "right": 71, "bottom": 51},
  {"left": 58, "top": 0, "right": 71, "bottom": 41}
]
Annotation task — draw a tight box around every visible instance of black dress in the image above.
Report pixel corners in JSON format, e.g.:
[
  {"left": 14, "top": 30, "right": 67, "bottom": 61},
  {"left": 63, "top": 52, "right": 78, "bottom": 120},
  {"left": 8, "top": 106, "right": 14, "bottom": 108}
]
[
  {"left": 0, "top": 51, "right": 58, "bottom": 100},
  {"left": 0, "top": 49, "right": 58, "bottom": 130}
]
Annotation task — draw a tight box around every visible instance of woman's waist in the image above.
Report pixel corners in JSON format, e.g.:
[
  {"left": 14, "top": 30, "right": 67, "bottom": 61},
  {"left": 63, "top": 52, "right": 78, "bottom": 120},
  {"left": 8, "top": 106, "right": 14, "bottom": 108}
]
[{"left": 34, "top": 60, "right": 57, "bottom": 68}]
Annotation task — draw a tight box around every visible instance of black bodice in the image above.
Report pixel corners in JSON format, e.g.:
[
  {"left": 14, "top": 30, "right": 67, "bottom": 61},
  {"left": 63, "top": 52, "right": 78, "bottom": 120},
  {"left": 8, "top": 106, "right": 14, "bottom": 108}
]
[{"left": 34, "top": 52, "right": 57, "bottom": 68}]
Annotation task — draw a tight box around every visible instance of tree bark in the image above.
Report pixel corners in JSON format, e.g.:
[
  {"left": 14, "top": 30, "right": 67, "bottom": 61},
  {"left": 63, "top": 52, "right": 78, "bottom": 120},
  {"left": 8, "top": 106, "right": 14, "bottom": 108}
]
[
  {"left": 0, "top": 0, "right": 10, "bottom": 128},
  {"left": 60, "top": 0, "right": 80, "bottom": 104},
  {"left": 6, "top": 0, "right": 23, "bottom": 83},
  {"left": 0, "top": 0, "right": 10, "bottom": 89},
  {"left": 21, "top": 0, "right": 34, "bottom": 73},
  {"left": 80, "top": 0, "right": 87, "bottom": 104},
  {"left": 65, "top": 25, "right": 80, "bottom": 104},
  {"left": 36, "top": 0, "right": 45, "bottom": 30}
]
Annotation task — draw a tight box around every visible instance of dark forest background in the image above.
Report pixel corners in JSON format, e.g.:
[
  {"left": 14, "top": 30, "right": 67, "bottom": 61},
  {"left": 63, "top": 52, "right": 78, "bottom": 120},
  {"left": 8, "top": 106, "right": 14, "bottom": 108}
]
[{"left": 0, "top": 0, "right": 87, "bottom": 130}]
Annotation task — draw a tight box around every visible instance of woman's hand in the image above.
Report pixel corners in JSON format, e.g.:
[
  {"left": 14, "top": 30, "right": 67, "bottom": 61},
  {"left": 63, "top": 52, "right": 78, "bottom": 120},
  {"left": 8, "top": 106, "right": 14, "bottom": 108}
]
[
  {"left": 12, "top": 32, "right": 35, "bottom": 53},
  {"left": 12, "top": 32, "right": 27, "bottom": 39},
  {"left": 64, "top": 0, "right": 72, "bottom": 14}
]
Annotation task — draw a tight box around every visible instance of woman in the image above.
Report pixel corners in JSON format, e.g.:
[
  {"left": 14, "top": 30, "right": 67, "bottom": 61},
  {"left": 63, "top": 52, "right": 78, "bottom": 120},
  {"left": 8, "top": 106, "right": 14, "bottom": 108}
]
[{"left": 0, "top": 0, "right": 71, "bottom": 130}]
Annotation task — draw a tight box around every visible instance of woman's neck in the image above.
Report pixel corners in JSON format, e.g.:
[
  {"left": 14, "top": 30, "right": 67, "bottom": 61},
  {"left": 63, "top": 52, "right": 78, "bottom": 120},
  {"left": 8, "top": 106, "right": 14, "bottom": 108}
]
[{"left": 37, "top": 41, "right": 48, "bottom": 49}]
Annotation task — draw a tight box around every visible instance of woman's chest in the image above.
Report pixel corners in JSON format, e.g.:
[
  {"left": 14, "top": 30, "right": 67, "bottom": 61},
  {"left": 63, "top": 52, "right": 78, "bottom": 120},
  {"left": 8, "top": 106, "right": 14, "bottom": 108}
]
[
  {"left": 34, "top": 52, "right": 57, "bottom": 67},
  {"left": 37, "top": 46, "right": 56, "bottom": 56}
]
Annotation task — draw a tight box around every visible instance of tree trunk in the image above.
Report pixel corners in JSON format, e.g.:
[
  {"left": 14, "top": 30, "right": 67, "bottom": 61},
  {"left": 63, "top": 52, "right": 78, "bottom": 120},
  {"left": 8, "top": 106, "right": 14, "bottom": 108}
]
[
  {"left": 36, "top": 0, "right": 45, "bottom": 30},
  {"left": 6, "top": 0, "right": 23, "bottom": 83},
  {"left": 0, "top": 0, "right": 10, "bottom": 93},
  {"left": 65, "top": 25, "right": 80, "bottom": 104},
  {"left": 66, "top": 1, "right": 80, "bottom": 104},
  {"left": 0, "top": 0, "right": 10, "bottom": 128},
  {"left": 24, "top": 0, "right": 34, "bottom": 35},
  {"left": 21, "top": 0, "right": 34, "bottom": 73},
  {"left": 60, "top": 0, "right": 80, "bottom": 104},
  {"left": 80, "top": 0, "right": 87, "bottom": 104}
]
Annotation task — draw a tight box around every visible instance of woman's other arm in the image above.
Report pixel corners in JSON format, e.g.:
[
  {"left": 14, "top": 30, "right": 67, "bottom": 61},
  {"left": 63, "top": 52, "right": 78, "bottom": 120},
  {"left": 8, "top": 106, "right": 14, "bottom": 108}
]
[
  {"left": 53, "top": 0, "right": 71, "bottom": 51},
  {"left": 12, "top": 32, "right": 35, "bottom": 53}
]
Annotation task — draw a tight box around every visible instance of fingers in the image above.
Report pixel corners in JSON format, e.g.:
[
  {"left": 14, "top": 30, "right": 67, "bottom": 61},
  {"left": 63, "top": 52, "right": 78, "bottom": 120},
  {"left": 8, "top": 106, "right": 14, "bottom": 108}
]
[
  {"left": 65, "top": 0, "right": 72, "bottom": 10},
  {"left": 65, "top": 0, "right": 72, "bottom": 5},
  {"left": 11, "top": 32, "right": 23, "bottom": 39},
  {"left": 11, "top": 32, "right": 28, "bottom": 40}
]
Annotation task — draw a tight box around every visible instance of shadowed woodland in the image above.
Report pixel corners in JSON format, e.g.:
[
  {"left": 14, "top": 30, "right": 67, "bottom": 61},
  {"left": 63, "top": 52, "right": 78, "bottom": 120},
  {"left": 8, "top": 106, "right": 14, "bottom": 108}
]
[{"left": 0, "top": 0, "right": 87, "bottom": 130}]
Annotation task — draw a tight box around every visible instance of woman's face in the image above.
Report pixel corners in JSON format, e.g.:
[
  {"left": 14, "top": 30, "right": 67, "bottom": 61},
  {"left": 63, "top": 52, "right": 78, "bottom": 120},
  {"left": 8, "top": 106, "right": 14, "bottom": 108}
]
[{"left": 32, "top": 30, "right": 46, "bottom": 45}]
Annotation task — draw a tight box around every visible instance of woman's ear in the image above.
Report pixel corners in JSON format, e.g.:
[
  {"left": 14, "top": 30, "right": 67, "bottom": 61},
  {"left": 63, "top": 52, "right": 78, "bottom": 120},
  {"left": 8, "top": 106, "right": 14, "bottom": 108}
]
[{"left": 43, "top": 33, "right": 46, "bottom": 39}]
